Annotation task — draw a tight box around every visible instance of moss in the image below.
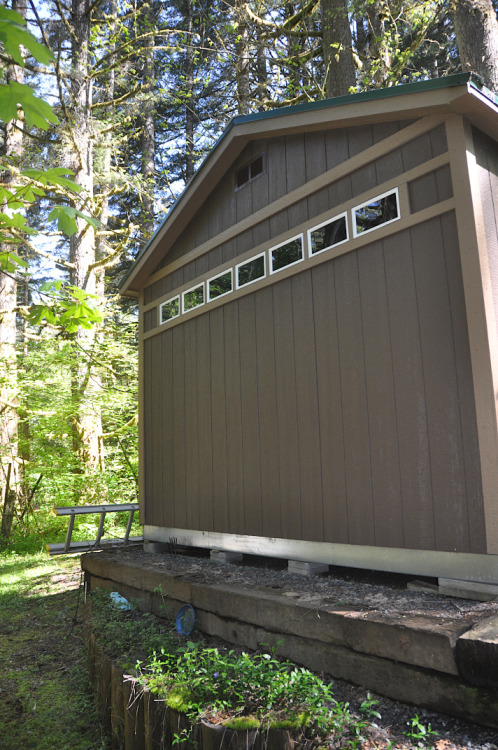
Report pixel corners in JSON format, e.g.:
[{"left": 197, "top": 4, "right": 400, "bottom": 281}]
[
  {"left": 165, "top": 686, "right": 196, "bottom": 713},
  {"left": 223, "top": 716, "right": 260, "bottom": 730}
]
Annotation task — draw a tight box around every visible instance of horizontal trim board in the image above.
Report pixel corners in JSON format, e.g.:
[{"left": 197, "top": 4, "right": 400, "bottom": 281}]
[
  {"left": 144, "top": 525, "right": 498, "bottom": 584},
  {"left": 143, "top": 151, "right": 450, "bottom": 315},
  {"left": 142, "top": 197, "right": 455, "bottom": 340},
  {"left": 144, "top": 115, "right": 447, "bottom": 292}
]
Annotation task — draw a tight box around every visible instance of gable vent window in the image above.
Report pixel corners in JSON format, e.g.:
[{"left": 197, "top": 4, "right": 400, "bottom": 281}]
[
  {"left": 160, "top": 296, "right": 180, "bottom": 324},
  {"left": 270, "top": 234, "right": 304, "bottom": 274},
  {"left": 353, "top": 188, "right": 400, "bottom": 237},
  {"left": 236, "top": 153, "right": 265, "bottom": 190},
  {"left": 308, "top": 213, "right": 348, "bottom": 256}
]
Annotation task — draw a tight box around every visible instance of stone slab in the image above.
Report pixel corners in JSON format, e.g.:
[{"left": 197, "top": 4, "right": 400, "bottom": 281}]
[
  {"left": 456, "top": 613, "right": 498, "bottom": 687},
  {"left": 210, "top": 550, "right": 243, "bottom": 563},
  {"left": 287, "top": 560, "right": 329, "bottom": 576},
  {"left": 438, "top": 577, "right": 498, "bottom": 602}
]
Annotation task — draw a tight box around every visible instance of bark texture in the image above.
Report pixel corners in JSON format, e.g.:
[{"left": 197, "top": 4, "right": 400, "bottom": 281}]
[
  {"left": 321, "top": 0, "right": 356, "bottom": 97},
  {"left": 453, "top": 0, "right": 498, "bottom": 91}
]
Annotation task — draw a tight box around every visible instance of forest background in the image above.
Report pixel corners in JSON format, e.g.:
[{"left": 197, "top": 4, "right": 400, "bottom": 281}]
[{"left": 0, "top": 0, "right": 497, "bottom": 551}]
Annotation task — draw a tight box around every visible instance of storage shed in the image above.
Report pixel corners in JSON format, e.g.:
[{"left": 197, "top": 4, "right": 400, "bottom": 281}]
[{"left": 121, "top": 73, "right": 498, "bottom": 584}]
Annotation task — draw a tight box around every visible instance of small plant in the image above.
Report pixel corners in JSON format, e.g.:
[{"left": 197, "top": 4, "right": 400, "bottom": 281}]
[{"left": 403, "top": 714, "right": 439, "bottom": 747}]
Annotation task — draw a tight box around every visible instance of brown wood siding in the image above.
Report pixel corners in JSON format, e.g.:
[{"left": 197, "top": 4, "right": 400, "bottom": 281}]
[
  {"left": 150, "top": 122, "right": 413, "bottom": 287},
  {"left": 143, "top": 210, "right": 485, "bottom": 552},
  {"left": 147, "top": 126, "right": 449, "bottom": 307},
  {"left": 473, "top": 128, "right": 498, "bottom": 345}
]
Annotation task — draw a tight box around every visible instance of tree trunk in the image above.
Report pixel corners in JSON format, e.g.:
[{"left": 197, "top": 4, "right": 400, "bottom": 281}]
[
  {"left": 235, "top": 0, "right": 251, "bottom": 114},
  {"left": 69, "top": 0, "right": 103, "bottom": 477},
  {"left": 140, "top": 0, "right": 156, "bottom": 233},
  {"left": 321, "top": 0, "right": 356, "bottom": 97},
  {"left": 184, "top": 0, "right": 195, "bottom": 182},
  {"left": 367, "top": 0, "right": 391, "bottom": 86},
  {"left": 0, "top": 0, "right": 26, "bottom": 538},
  {"left": 453, "top": 0, "right": 498, "bottom": 91}
]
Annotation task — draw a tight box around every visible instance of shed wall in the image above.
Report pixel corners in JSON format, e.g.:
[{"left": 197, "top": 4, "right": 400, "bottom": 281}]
[{"left": 143, "top": 208, "right": 485, "bottom": 553}]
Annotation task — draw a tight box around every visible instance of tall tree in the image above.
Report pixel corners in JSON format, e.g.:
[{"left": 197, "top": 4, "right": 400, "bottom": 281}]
[
  {"left": 320, "top": 0, "right": 356, "bottom": 96},
  {"left": 453, "top": 0, "right": 498, "bottom": 90},
  {"left": 0, "top": 0, "right": 26, "bottom": 537}
]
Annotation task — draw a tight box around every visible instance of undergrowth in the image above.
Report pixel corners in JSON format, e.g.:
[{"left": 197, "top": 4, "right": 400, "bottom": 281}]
[{"left": 89, "top": 588, "right": 400, "bottom": 749}]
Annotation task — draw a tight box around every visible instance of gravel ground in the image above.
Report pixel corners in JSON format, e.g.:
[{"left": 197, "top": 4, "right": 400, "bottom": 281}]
[{"left": 94, "top": 548, "right": 498, "bottom": 749}]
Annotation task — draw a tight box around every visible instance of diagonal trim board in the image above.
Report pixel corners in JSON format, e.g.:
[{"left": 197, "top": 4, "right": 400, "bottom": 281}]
[{"left": 81, "top": 551, "right": 498, "bottom": 730}]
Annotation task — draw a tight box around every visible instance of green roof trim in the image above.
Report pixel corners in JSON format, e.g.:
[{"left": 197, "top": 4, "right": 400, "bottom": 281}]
[
  {"left": 120, "top": 73, "right": 496, "bottom": 292},
  {"left": 230, "top": 72, "right": 495, "bottom": 127}
]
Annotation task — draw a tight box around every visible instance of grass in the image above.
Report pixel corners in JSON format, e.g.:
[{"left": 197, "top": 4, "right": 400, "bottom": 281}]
[{"left": 0, "top": 549, "right": 107, "bottom": 750}]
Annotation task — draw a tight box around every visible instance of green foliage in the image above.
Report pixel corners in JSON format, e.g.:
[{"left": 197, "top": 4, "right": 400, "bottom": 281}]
[
  {"left": 0, "top": 6, "right": 53, "bottom": 67},
  {"left": 403, "top": 714, "right": 439, "bottom": 747}
]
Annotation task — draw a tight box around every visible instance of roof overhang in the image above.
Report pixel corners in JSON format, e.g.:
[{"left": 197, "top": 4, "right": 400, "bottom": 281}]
[{"left": 120, "top": 73, "right": 498, "bottom": 296}]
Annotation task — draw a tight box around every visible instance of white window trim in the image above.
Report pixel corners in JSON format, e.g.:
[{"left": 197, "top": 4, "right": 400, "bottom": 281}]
[
  {"left": 269, "top": 233, "right": 304, "bottom": 275},
  {"left": 236, "top": 252, "right": 266, "bottom": 290},
  {"left": 352, "top": 187, "right": 400, "bottom": 239},
  {"left": 307, "top": 212, "right": 349, "bottom": 257},
  {"left": 159, "top": 295, "right": 180, "bottom": 325},
  {"left": 182, "top": 282, "right": 205, "bottom": 314},
  {"left": 207, "top": 268, "right": 233, "bottom": 302}
]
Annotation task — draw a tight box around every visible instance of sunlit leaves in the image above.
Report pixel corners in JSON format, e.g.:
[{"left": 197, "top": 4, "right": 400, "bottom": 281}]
[
  {"left": 0, "top": 6, "right": 54, "bottom": 67},
  {"left": 28, "top": 282, "right": 103, "bottom": 333},
  {"left": 47, "top": 206, "right": 101, "bottom": 237},
  {"left": 0, "top": 80, "right": 59, "bottom": 129}
]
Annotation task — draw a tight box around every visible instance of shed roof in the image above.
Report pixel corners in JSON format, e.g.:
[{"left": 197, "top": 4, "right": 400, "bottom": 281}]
[{"left": 120, "top": 73, "right": 498, "bottom": 296}]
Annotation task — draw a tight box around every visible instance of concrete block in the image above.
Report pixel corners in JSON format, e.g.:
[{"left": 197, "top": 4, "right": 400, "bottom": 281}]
[
  {"left": 407, "top": 579, "right": 439, "bottom": 594},
  {"left": 287, "top": 560, "right": 329, "bottom": 576},
  {"left": 210, "top": 549, "right": 243, "bottom": 563},
  {"left": 438, "top": 578, "right": 498, "bottom": 602},
  {"left": 143, "top": 541, "right": 171, "bottom": 554},
  {"left": 456, "top": 614, "right": 498, "bottom": 688}
]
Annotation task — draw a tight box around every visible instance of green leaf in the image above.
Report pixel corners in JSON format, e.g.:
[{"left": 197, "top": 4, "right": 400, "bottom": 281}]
[
  {"left": 0, "top": 81, "right": 58, "bottom": 130},
  {"left": 22, "top": 167, "right": 82, "bottom": 193},
  {"left": 0, "top": 250, "right": 28, "bottom": 272},
  {"left": 0, "top": 7, "right": 54, "bottom": 66},
  {"left": 48, "top": 205, "right": 101, "bottom": 236}
]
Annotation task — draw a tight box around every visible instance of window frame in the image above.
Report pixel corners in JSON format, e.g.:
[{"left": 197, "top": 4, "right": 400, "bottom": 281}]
[
  {"left": 352, "top": 187, "right": 400, "bottom": 239},
  {"left": 182, "top": 282, "right": 205, "bottom": 314},
  {"left": 207, "top": 268, "right": 233, "bottom": 302},
  {"left": 235, "top": 152, "right": 266, "bottom": 191},
  {"left": 307, "top": 212, "right": 349, "bottom": 257},
  {"left": 159, "top": 295, "right": 180, "bottom": 325},
  {"left": 269, "top": 233, "right": 304, "bottom": 275},
  {"left": 235, "top": 252, "right": 266, "bottom": 290}
]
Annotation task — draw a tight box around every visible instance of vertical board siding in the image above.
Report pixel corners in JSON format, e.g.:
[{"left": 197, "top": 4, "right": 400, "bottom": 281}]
[
  {"left": 255, "top": 286, "right": 282, "bottom": 538},
  {"left": 411, "top": 217, "right": 469, "bottom": 552},
  {"left": 384, "top": 229, "right": 435, "bottom": 550},
  {"left": 238, "top": 295, "right": 263, "bottom": 535},
  {"left": 358, "top": 242, "right": 404, "bottom": 548},
  {"left": 141, "top": 122, "right": 486, "bottom": 553},
  {"left": 273, "top": 280, "right": 302, "bottom": 540},
  {"left": 160, "top": 331, "right": 174, "bottom": 528},
  {"left": 292, "top": 272, "right": 324, "bottom": 541},
  {"left": 210, "top": 307, "right": 229, "bottom": 532},
  {"left": 441, "top": 211, "right": 486, "bottom": 553},
  {"left": 172, "top": 325, "right": 187, "bottom": 529},
  {"left": 184, "top": 319, "right": 200, "bottom": 530},
  {"left": 312, "top": 263, "right": 349, "bottom": 544},
  {"left": 145, "top": 215, "right": 483, "bottom": 551},
  {"left": 335, "top": 252, "right": 375, "bottom": 546},
  {"left": 224, "top": 302, "right": 244, "bottom": 533},
  {"left": 196, "top": 314, "right": 214, "bottom": 531}
]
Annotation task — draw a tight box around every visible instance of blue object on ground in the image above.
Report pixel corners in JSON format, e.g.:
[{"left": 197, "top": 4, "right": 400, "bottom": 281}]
[{"left": 176, "top": 604, "right": 196, "bottom": 635}]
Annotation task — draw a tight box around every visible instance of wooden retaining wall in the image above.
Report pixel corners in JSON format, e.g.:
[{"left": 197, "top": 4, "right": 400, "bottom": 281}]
[
  {"left": 84, "top": 624, "right": 306, "bottom": 750},
  {"left": 82, "top": 552, "right": 498, "bottom": 732}
]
